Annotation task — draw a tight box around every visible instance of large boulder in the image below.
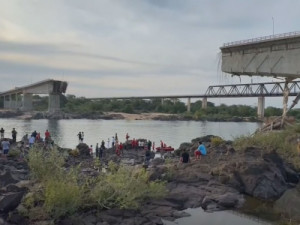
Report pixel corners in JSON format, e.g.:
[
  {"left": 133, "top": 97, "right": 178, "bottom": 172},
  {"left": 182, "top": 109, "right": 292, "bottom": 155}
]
[
  {"left": 0, "top": 192, "right": 26, "bottom": 213},
  {"left": 76, "top": 143, "right": 91, "bottom": 156},
  {"left": 274, "top": 185, "right": 300, "bottom": 221},
  {"left": 210, "top": 149, "right": 299, "bottom": 200},
  {"left": 0, "top": 170, "right": 18, "bottom": 188}
]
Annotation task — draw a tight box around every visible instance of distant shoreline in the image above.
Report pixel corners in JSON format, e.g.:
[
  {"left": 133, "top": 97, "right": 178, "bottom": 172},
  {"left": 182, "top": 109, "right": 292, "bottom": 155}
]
[{"left": 0, "top": 109, "right": 261, "bottom": 122}]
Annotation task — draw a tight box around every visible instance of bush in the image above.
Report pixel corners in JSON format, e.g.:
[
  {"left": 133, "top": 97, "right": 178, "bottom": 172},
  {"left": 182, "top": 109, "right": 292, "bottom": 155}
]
[
  {"left": 69, "top": 149, "right": 79, "bottom": 157},
  {"left": 8, "top": 149, "right": 21, "bottom": 158},
  {"left": 44, "top": 178, "right": 82, "bottom": 218},
  {"left": 211, "top": 136, "right": 225, "bottom": 147},
  {"left": 28, "top": 147, "right": 65, "bottom": 181},
  {"left": 27, "top": 149, "right": 167, "bottom": 219},
  {"left": 90, "top": 162, "right": 166, "bottom": 209}
]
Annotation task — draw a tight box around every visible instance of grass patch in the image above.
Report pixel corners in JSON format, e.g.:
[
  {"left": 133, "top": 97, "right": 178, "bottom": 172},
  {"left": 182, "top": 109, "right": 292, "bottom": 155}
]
[{"left": 233, "top": 124, "right": 300, "bottom": 170}]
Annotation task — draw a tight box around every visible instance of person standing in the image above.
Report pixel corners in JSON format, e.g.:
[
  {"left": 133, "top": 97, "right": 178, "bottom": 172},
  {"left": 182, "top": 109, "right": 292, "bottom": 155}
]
[
  {"left": 11, "top": 128, "right": 17, "bottom": 143},
  {"left": 107, "top": 138, "right": 110, "bottom": 149},
  {"left": 126, "top": 133, "right": 129, "bottom": 142},
  {"left": 29, "top": 136, "right": 35, "bottom": 148},
  {"left": 81, "top": 132, "right": 84, "bottom": 142},
  {"left": 95, "top": 143, "right": 99, "bottom": 158},
  {"left": 1, "top": 138, "right": 10, "bottom": 158},
  {"left": 112, "top": 136, "right": 115, "bottom": 149},
  {"left": 100, "top": 140, "right": 105, "bottom": 159},
  {"left": 77, "top": 132, "right": 82, "bottom": 143},
  {"left": 45, "top": 130, "right": 50, "bottom": 140},
  {"left": 0, "top": 127, "right": 4, "bottom": 139}
]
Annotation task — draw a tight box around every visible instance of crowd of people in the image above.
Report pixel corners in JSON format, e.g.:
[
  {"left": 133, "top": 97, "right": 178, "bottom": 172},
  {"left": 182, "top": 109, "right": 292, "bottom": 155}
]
[
  {"left": 1, "top": 127, "right": 208, "bottom": 164},
  {"left": 0, "top": 127, "right": 54, "bottom": 158}
]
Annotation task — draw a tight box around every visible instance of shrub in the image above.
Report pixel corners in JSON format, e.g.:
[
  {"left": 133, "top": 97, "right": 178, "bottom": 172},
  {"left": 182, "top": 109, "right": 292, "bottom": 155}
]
[
  {"left": 28, "top": 147, "right": 65, "bottom": 181},
  {"left": 8, "top": 149, "right": 21, "bottom": 158},
  {"left": 211, "top": 136, "right": 225, "bottom": 147},
  {"left": 44, "top": 178, "right": 82, "bottom": 218},
  {"left": 69, "top": 149, "right": 79, "bottom": 157},
  {"left": 90, "top": 162, "right": 166, "bottom": 209}
]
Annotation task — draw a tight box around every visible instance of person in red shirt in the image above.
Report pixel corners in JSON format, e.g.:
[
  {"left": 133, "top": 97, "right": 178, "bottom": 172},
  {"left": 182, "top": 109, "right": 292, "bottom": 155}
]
[
  {"left": 119, "top": 142, "right": 123, "bottom": 155},
  {"left": 45, "top": 130, "right": 50, "bottom": 140},
  {"left": 36, "top": 133, "right": 41, "bottom": 141}
]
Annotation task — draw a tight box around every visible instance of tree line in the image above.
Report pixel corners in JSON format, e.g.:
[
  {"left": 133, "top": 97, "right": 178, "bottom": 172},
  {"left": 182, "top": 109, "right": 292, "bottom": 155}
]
[{"left": 1, "top": 94, "right": 300, "bottom": 120}]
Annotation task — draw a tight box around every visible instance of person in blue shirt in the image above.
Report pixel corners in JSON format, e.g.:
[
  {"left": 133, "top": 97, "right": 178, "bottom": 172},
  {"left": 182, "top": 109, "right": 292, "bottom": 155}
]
[{"left": 195, "top": 141, "right": 206, "bottom": 160}]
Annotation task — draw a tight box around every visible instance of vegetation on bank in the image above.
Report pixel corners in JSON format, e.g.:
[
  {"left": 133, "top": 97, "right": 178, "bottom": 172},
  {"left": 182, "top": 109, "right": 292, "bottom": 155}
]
[
  {"left": 233, "top": 124, "right": 300, "bottom": 170},
  {"left": 24, "top": 147, "right": 166, "bottom": 220},
  {"left": 9, "top": 94, "right": 297, "bottom": 120}
]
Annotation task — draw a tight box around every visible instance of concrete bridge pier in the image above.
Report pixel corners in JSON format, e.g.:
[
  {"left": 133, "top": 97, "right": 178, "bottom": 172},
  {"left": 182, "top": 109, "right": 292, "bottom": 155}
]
[
  {"left": 257, "top": 96, "right": 265, "bottom": 119},
  {"left": 187, "top": 97, "right": 191, "bottom": 112},
  {"left": 48, "top": 94, "right": 60, "bottom": 112},
  {"left": 202, "top": 97, "right": 207, "bottom": 109},
  {"left": 22, "top": 93, "right": 33, "bottom": 111}
]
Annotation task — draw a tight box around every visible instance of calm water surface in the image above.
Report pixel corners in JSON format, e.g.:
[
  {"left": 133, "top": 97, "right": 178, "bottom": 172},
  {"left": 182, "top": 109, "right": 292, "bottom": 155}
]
[
  {"left": 0, "top": 119, "right": 261, "bottom": 149},
  {"left": 163, "top": 208, "right": 271, "bottom": 225}
]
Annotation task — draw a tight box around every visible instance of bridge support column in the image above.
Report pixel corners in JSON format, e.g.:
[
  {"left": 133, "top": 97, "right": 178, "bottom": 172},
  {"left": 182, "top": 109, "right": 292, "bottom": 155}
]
[
  {"left": 202, "top": 97, "right": 207, "bottom": 109},
  {"left": 48, "top": 94, "right": 60, "bottom": 112},
  {"left": 187, "top": 98, "right": 191, "bottom": 112},
  {"left": 4, "top": 95, "right": 9, "bottom": 109},
  {"left": 257, "top": 96, "right": 265, "bottom": 119},
  {"left": 22, "top": 93, "right": 33, "bottom": 111}
]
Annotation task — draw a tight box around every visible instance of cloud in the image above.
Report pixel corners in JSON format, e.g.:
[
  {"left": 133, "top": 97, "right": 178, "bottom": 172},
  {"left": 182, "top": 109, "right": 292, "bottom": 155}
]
[{"left": 0, "top": 0, "right": 300, "bottom": 108}]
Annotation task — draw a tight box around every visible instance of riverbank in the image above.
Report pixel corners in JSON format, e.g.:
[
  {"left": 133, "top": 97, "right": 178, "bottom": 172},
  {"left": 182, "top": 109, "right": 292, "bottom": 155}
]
[
  {"left": 1, "top": 132, "right": 300, "bottom": 224},
  {"left": 0, "top": 110, "right": 259, "bottom": 122}
]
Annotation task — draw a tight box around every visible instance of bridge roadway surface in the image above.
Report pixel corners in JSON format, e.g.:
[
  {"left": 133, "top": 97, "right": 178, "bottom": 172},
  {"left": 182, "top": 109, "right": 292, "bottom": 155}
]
[{"left": 87, "top": 81, "right": 300, "bottom": 100}]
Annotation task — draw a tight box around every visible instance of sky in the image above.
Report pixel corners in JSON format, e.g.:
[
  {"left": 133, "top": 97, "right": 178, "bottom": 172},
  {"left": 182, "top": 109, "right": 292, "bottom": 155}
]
[{"left": 0, "top": 0, "right": 300, "bottom": 108}]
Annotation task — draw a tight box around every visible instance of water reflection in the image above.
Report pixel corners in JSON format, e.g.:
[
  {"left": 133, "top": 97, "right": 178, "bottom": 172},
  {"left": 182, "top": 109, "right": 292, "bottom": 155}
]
[{"left": 163, "top": 208, "right": 272, "bottom": 225}]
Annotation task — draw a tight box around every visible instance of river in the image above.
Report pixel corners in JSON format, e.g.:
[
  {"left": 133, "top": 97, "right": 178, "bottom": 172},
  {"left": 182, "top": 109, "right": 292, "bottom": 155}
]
[
  {"left": 0, "top": 119, "right": 261, "bottom": 149},
  {"left": 0, "top": 118, "right": 275, "bottom": 225}
]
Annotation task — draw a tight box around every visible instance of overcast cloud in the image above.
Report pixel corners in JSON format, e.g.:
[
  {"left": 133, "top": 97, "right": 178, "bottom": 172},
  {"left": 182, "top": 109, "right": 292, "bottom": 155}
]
[{"left": 0, "top": 0, "right": 300, "bottom": 107}]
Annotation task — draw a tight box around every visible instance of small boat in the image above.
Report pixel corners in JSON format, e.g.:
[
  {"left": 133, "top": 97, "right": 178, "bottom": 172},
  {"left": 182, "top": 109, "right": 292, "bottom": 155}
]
[{"left": 156, "top": 146, "right": 175, "bottom": 152}]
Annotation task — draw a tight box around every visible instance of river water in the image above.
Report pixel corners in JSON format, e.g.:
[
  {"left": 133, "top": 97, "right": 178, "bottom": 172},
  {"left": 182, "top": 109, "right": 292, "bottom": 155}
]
[
  {"left": 0, "top": 119, "right": 261, "bottom": 149},
  {"left": 0, "top": 118, "right": 274, "bottom": 225}
]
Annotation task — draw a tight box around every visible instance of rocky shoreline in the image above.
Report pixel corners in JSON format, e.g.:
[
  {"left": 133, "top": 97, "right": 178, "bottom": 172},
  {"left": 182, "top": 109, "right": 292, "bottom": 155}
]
[
  {"left": 0, "top": 135, "right": 299, "bottom": 225},
  {"left": 0, "top": 110, "right": 259, "bottom": 122}
]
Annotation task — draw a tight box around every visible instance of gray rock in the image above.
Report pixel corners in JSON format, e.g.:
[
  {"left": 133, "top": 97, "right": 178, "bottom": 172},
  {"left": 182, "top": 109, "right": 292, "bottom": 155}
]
[
  {"left": 0, "top": 191, "right": 25, "bottom": 213},
  {"left": 0, "top": 170, "right": 18, "bottom": 188},
  {"left": 274, "top": 186, "right": 300, "bottom": 221}
]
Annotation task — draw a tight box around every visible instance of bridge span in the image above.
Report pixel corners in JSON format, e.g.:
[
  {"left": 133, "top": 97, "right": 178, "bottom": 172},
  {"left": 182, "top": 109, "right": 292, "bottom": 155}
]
[
  {"left": 88, "top": 81, "right": 300, "bottom": 119},
  {"left": 0, "top": 79, "right": 67, "bottom": 112}
]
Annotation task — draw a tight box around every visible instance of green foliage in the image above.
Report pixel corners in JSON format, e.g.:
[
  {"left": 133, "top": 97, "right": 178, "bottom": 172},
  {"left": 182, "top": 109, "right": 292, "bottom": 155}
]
[
  {"left": 211, "top": 136, "right": 225, "bottom": 147},
  {"left": 28, "top": 147, "right": 65, "bottom": 181},
  {"left": 90, "top": 162, "right": 167, "bottom": 209},
  {"left": 44, "top": 178, "right": 82, "bottom": 218},
  {"left": 8, "top": 149, "right": 21, "bottom": 158},
  {"left": 233, "top": 124, "right": 300, "bottom": 170},
  {"left": 27, "top": 150, "right": 166, "bottom": 220}
]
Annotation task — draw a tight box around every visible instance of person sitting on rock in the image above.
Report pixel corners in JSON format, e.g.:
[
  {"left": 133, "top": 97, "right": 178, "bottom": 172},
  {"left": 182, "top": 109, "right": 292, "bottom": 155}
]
[
  {"left": 195, "top": 141, "right": 207, "bottom": 160},
  {"left": 181, "top": 149, "right": 190, "bottom": 163}
]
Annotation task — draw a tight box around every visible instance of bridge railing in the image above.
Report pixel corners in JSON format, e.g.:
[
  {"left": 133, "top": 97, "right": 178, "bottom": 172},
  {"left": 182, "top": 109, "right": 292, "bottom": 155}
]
[{"left": 223, "top": 31, "right": 300, "bottom": 48}]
